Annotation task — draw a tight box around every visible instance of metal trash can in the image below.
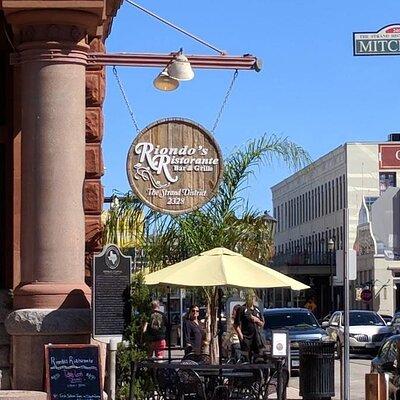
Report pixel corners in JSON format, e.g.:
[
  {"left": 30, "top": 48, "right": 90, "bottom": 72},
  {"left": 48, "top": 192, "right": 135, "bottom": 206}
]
[{"left": 299, "top": 341, "right": 335, "bottom": 400}]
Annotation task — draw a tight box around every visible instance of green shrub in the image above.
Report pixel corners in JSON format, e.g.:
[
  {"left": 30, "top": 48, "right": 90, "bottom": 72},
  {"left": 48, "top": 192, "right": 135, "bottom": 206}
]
[{"left": 116, "top": 272, "right": 152, "bottom": 400}]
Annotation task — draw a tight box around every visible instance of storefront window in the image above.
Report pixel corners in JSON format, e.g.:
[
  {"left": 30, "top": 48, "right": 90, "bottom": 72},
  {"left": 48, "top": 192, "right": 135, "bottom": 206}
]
[{"left": 379, "top": 171, "right": 396, "bottom": 195}]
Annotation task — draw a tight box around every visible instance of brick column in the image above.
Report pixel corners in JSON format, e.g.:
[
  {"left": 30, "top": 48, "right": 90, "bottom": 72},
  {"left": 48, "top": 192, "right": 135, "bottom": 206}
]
[
  {"left": 85, "top": 38, "right": 106, "bottom": 284},
  {"left": 8, "top": 11, "right": 95, "bottom": 309},
  {"left": 3, "top": 9, "right": 101, "bottom": 390}
]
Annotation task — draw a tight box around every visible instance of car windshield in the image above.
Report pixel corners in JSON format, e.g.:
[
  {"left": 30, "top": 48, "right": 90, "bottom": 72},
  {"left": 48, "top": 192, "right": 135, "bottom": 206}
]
[
  {"left": 349, "top": 312, "right": 385, "bottom": 326},
  {"left": 264, "top": 312, "right": 318, "bottom": 329}
]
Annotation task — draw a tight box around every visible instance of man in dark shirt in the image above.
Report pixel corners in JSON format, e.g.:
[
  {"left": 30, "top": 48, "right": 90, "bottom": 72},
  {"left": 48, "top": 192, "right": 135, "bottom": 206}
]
[{"left": 233, "top": 293, "right": 264, "bottom": 360}]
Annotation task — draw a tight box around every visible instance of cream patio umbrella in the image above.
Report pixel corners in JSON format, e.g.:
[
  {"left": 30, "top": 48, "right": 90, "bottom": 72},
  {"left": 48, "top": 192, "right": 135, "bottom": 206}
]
[
  {"left": 145, "top": 247, "right": 309, "bottom": 363},
  {"left": 145, "top": 247, "right": 309, "bottom": 290}
]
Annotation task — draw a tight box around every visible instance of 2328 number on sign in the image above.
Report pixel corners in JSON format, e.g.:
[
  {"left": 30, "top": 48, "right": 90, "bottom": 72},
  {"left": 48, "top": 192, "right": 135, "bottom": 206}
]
[{"left": 167, "top": 197, "right": 184, "bottom": 205}]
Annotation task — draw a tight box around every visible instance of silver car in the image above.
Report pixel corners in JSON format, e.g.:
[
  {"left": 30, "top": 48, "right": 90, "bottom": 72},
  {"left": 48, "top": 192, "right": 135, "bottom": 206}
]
[{"left": 323, "top": 310, "right": 392, "bottom": 354}]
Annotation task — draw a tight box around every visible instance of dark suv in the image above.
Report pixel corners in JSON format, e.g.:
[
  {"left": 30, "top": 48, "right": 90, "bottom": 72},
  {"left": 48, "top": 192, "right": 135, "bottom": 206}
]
[{"left": 263, "top": 308, "right": 328, "bottom": 370}]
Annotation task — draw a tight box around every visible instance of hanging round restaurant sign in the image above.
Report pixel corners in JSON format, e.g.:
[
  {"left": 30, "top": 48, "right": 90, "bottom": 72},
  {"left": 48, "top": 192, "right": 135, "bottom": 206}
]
[{"left": 126, "top": 118, "right": 224, "bottom": 214}]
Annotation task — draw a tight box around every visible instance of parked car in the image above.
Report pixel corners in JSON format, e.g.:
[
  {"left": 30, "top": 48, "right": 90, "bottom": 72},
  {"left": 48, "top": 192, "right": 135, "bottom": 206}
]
[
  {"left": 380, "top": 314, "right": 393, "bottom": 325},
  {"left": 371, "top": 334, "right": 400, "bottom": 399},
  {"left": 263, "top": 308, "right": 329, "bottom": 371},
  {"left": 323, "top": 310, "right": 392, "bottom": 355},
  {"left": 319, "top": 313, "right": 332, "bottom": 325},
  {"left": 390, "top": 312, "right": 400, "bottom": 334}
]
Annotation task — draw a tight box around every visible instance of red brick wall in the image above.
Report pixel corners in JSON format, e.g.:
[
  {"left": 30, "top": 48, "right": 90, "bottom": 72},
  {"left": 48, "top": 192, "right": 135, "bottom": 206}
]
[{"left": 84, "top": 38, "right": 105, "bottom": 284}]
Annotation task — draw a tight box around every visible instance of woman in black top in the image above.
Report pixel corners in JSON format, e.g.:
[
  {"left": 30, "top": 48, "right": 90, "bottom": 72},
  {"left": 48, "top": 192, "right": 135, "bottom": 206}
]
[{"left": 184, "top": 305, "right": 205, "bottom": 355}]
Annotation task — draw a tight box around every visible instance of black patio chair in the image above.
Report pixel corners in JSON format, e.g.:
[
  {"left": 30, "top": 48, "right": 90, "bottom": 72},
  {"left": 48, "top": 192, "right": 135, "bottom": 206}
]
[
  {"left": 155, "top": 366, "right": 180, "bottom": 399},
  {"left": 134, "top": 361, "right": 158, "bottom": 399},
  {"left": 210, "top": 384, "right": 230, "bottom": 400},
  {"left": 226, "top": 349, "right": 250, "bottom": 364},
  {"left": 227, "top": 363, "right": 264, "bottom": 400},
  {"left": 177, "top": 359, "right": 208, "bottom": 399},
  {"left": 265, "top": 366, "right": 289, "bottom": 399},
  {"left": 182, "top": 352, "right": 211, "bottom": 364}
]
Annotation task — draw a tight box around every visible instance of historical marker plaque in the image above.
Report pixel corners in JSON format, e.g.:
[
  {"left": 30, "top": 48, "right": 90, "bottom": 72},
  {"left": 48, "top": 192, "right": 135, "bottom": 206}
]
[
  {"left": 126, "top": 118, "right": 224, "bottom": 215},
  {"left": 93, "top": 244, "right": 131, "bottom": 341}
]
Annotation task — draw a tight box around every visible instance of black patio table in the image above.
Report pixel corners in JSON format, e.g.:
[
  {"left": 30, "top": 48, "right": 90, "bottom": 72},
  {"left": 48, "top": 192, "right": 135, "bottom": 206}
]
[{"left": 136, "top": 359, "right": 287, "bottom": 399}]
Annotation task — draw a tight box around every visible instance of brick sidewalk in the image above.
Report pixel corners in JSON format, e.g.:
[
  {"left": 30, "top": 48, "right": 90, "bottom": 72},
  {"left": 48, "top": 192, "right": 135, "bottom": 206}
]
[{"left": 269, "top": 386, "right": 301, "bottom": 399}]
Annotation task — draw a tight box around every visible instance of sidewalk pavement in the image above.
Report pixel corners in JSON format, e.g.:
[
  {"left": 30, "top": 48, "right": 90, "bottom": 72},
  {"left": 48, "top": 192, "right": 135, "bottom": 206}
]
[{"left": 269, "top": 386, "right": 301, "bottom": 399}]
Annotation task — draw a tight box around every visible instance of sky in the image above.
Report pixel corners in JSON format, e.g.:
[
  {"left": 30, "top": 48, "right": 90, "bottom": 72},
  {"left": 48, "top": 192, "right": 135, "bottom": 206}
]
[{"left": 103, "top": 0, "right": 400, "bottom": 213}]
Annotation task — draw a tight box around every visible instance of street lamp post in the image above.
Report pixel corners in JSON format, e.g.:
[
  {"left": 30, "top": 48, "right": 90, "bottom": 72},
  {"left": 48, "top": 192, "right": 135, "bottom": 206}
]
[
  {"left": 328, "top": 238, "right": 335, "bottom": 313},
  {"left": 260, "top": 211, "right": 278, "bottom": 308},
  {"left": 261, "top": 211, "right": 278, "bottom": 237}
]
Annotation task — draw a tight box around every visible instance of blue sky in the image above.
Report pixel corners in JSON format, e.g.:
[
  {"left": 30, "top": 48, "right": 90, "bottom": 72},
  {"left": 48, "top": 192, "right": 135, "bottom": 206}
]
[{"left": 103, "top": 0, "right": 400, "bottom": 213}]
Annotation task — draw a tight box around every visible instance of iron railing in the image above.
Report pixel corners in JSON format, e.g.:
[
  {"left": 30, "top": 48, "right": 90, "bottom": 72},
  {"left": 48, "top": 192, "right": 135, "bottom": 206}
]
[{"left": 272, "top": 251, "right": 336, "bottom": 267}]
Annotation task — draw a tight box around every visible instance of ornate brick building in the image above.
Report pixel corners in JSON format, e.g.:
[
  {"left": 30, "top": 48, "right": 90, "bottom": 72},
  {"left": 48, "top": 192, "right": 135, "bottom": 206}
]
[{"left": 0, "top": 0, "right": 121, "bottom": 393}]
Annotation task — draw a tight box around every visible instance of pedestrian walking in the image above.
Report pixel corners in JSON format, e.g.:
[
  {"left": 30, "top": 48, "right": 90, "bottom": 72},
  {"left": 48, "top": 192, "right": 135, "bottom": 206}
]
[
  {"left": 304, "top": 295, "right": 317, "bottom": 313},
  {"left": 183, "top": 304, "right": 205, "bottom": 355},
  {"left": 143, "top": 300, "right": 167, "bottom": 359},
  {"left": 225, "top": 304, "right": 242, "bottom": 361}
]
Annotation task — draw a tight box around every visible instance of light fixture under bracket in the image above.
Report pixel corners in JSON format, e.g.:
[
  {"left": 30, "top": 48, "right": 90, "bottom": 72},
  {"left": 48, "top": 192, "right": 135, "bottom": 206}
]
[
  {"left": 153, "top": 70, "right": 179, "bottom": 91},
  {"left": 167, "top": 53, "right": 195, "bottom": 81}
]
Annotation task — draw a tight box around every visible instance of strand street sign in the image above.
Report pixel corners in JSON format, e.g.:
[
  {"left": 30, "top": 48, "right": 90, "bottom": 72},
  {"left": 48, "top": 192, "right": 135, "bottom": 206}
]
[{"left": 354, "top": 24, "right": 400, "bottom": 56}]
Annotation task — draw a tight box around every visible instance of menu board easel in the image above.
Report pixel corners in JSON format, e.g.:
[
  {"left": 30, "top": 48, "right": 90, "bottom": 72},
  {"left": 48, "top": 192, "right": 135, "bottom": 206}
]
[{"left": 44, "top": 344, "right": 102, "bottom": 400}]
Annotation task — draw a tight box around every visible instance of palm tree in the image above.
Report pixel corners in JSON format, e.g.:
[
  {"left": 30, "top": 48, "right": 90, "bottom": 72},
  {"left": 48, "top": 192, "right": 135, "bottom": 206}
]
[{"left": 103, "top": 133, "right": 310, "bottom": 362}]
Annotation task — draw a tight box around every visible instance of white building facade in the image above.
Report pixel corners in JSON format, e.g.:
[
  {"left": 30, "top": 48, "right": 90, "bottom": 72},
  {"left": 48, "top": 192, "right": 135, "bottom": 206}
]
[{"left": 271, "top": 138, "right": 400, "bottom": 317}]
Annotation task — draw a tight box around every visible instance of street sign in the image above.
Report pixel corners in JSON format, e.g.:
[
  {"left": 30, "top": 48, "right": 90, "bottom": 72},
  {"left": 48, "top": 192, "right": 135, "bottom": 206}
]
[
  {"left": 361, "top": 288, "right": 373, "bottom": 303},
  {"left": 333, "top": 249, "right": 356, "bottom": 285},
  {"left": 126, "top": 118, "right": 223, "bottom": 215},
  {"left": 271, "top": 330, "right": 288, "bottom": 358},
  {"left": 379, "top": 143, "right": 400, "bottom": 169},
  {"left": 93, "top": 244, "right": 131, "bottom": 342},
  {"left": 354, "top": 24, "right": 400, "bottom": 56}
]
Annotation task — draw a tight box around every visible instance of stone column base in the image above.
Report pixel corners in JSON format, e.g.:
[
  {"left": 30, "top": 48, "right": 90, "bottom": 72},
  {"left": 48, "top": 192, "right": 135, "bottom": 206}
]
[
  {"left": 13, "top": 282, "right": 91, "bottom": 309},
  {"left": 5, "top": 308, "right": 91, "bottom": 390},
  {"left": 0, "top": 391, "right": 47, "bottom": 400}
]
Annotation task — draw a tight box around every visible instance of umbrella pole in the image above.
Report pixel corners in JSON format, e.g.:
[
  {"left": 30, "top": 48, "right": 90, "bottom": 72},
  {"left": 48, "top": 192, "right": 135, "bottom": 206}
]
[
  {"left": 217, "top": 287, "right": 223, "bottom": 366},
  {"left": 167, "top": 286, "right": 171, "bottom": 363}
]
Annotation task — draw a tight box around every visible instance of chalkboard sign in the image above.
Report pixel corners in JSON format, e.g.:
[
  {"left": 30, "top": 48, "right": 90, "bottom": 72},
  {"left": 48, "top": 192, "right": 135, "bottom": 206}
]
[
  {"left": 44, "top": 344, "right": 102, "bottom": 400},
  {"left": 93, "top": 244, "right": 131, "bottom": 341}
]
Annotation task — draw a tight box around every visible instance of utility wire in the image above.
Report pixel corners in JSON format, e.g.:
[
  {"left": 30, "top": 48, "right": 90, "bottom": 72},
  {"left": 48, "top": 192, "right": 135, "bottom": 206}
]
[{"left": 124, "top": 0, "right": 226, "bottom": 55}]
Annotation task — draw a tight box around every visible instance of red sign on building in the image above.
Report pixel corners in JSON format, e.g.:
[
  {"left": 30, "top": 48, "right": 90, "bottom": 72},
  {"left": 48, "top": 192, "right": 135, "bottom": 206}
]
[
  {"left": 360, "top": 288, "right": 373, "bottom": 303},
  {"left": 379, "top": 144, "right": 400, "bottom": 169}
]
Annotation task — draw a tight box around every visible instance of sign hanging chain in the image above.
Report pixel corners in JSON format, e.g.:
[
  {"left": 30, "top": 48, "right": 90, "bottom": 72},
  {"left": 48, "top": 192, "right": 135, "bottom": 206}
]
[
  {"left": 112, "top": 65, "right": 238, "bottom": 135},
  {"left": 112, "top": 66, "right": 141, "bottom": 133},
  {"left": 211, "top": 69, "right": 239, "bottom": 134}
]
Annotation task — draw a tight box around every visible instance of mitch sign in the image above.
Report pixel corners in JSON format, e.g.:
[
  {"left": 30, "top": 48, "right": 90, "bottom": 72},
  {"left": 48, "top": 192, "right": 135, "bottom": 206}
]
[
  {"left": 127, "top": 118, "right": 223, "bottom": 215},
  {"left": 379, "top": 144, "right": 400, "bottom": 169},
  {"left": 354, "top": 24, "right": 400, "bottom": 56}
]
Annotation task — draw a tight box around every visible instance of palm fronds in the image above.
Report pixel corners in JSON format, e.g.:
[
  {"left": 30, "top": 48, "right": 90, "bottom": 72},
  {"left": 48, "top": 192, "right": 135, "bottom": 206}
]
[{"left": 103, "top": 134, "right": 310, "bottom": 264}]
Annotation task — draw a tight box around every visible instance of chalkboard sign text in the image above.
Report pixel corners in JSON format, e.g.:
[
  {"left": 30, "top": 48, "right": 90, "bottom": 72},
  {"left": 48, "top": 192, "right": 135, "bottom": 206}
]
[{"left": 45, "top": 344, "right": 102, "bottom": 400}]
